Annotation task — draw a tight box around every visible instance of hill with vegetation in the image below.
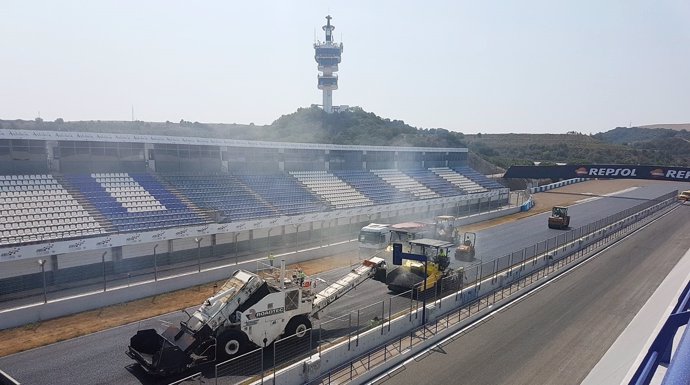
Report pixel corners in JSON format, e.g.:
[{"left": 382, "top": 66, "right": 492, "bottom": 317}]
[{"left": 2, "top": 108, "right": 688, "bottom": 168}]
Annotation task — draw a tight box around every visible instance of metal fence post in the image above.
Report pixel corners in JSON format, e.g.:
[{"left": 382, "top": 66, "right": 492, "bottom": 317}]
[
  {"left": 381, "top": 300, "right": 385, "bottom": 335},
  {"left": 356, "top": 309, "right": 360, "bottom": 346}
]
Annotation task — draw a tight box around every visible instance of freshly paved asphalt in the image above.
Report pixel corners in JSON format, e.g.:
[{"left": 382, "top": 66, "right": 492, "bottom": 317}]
[{"left": 373, "top": 203, "right": 690, "bottom": 385}]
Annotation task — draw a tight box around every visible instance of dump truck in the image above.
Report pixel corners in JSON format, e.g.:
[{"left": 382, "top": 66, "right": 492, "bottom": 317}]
[
  {"left": 548, "top": 206, "right": 570, "bottom": 229},
  {"left": 127, "top": 257, "right": 387, "bottom": 376},
  {"left": 384, "top": 238, "right": 454, "bottom": 293},
  {"left": 358, "top": 223, "right": 391, "bottom": 255}
]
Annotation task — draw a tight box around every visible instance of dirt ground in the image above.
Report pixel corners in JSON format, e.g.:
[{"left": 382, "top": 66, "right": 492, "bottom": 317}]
[{"left": 0, "top": 179, "right": 652, "bottom": 358}]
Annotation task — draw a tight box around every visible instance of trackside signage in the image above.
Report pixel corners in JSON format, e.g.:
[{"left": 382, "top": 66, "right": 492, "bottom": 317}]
[{"left": 504, "top": 165, "right": 690, "bottom": 182}]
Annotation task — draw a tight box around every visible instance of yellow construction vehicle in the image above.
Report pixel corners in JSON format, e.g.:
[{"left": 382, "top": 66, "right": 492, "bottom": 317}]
[{"left": 385, "top": 238, "right": 453, "bottom": 293}]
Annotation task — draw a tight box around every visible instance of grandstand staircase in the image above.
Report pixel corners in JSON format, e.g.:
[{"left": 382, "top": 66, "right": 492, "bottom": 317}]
[
  {"left": 147, "top": 173, "right": 216, "bottom": 223},
  {"left": 371, "top": 169, "right": 440, "bottom": 200},
  {"left": 429, "top": 167, "right": 487, "bottom": 194},
  {"left": 232, "top": 176, "right": 282, "bottom": 217},
  {"left": 53, "top": 174, "right": 117, "bottom": 233}
]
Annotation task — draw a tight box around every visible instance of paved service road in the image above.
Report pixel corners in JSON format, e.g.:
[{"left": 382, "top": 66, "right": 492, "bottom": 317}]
[{"left": 373, "top": 204, "right": 690, "bottom": 385}]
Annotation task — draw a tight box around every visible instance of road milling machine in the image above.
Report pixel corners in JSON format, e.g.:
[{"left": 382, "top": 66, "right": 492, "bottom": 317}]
[{"left": 127, "top": 258, "right": 387, "bottom": 376}]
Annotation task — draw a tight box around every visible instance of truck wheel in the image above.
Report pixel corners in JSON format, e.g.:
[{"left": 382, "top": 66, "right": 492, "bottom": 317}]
[
  {"left": 217, "top": 330, "right": 247, "bottom": 361},
  {"left": 285, "top": 315, "right": 312, "bottom": 339}
]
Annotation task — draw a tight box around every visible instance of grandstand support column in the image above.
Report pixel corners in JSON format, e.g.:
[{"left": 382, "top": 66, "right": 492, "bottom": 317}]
[
  {"left": 49, "top": 255, "right": 57, "bottom": 285},
  {"left": 167, "top": 239, "right": 174, "bottom": 265},
  {"left": 145, "top": 143, "right": 156, "bottom": 172},
  {"left": 101, "top": 251, "right": 108, "bottom": 292},
  {"left": 37, "top": 259, "right": 47, "bottom": 304},
  {"left": 195, "top": 237, "right": 203, "bottom": 273},
  {"left": 46, "top": 141, "right": 60, "bottom": 172},
  {"left": 292, "top": 224, "right": 301, "bottom": 252},
  {"left": 267, "top": 228, "right": 274, "bottom": 257},
  {"left": 111, "top": 246, "right": 123, "bottom": 273},
  {"left": 233, "top": 233, "right": 239, "bottom": 265},
  {"left": 153, "top": 244, "right": 158, "bottom": 281},
  {"left": 221, "top": 146, "right": 229, "bottom": 173}
]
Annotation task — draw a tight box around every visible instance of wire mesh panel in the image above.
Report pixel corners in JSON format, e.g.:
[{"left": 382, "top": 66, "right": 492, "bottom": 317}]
[
  {"left": 274, "top": 328, "right": 314, "bottom": 370},
  {"left": 215, "top": 347, "right": 262, "bottom": 385},
  {"left": 388, "top": 289, "right": 415, "bottom": 323},
  {"left": 318, "top": 313, "right": 353, "bottom": 349},
  {"left": 495, "top": 253, "right": 512, "bottom": 273}
]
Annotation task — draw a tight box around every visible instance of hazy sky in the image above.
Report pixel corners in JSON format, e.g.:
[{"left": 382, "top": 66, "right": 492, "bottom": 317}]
[{"left": 2, "top": 1, "right": 689, "bottom": 134}]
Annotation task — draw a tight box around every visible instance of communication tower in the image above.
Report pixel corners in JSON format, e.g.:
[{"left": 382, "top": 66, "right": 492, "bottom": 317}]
[{"left": 314, "top": 15, "right": 343, "bottom": 113}]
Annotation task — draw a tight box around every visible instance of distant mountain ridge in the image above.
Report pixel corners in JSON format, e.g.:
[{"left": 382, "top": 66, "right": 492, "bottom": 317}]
[{"left": 639, "top": 123, "right": 690, "bottom": 131}]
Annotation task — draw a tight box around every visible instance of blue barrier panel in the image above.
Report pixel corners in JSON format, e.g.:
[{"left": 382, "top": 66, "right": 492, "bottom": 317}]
[{"left": 629, "top": 280, "right": 690, "bottom": 385}]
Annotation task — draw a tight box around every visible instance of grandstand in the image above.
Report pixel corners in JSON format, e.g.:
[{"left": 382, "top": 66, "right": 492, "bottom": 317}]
[{"left": 0, "top": 129, "right": 508, "bottom": 295}]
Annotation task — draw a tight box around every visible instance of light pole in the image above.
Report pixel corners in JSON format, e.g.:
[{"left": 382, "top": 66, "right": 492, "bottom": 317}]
[
  {"left": 153, "top": 244, "right": 158, "bottom": 282},
  {"left": 37, "top": 259, "right": 47, "bottom": 304},
  {"left": 195, "top": 237, "right": 203, "bottom": 273}
]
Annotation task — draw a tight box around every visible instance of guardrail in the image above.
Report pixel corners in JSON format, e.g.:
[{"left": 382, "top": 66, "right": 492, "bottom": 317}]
[{"left": 182, "top": 191, "right": 677, "bottom": 385}]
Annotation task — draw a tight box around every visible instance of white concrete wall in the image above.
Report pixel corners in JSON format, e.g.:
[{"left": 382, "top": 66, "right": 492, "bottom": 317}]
[{"left": 58, "top": 249, "right": 109, "bottom": 269}]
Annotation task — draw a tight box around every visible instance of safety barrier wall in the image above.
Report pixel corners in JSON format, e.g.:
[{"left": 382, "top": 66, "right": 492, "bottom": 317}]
[
  {"left": 520, "top": 196, "right": 535, "bottom": 211},
  {"left": 530, "top": 178, "right": 588, "bottom": 193},
  {"left": 0, "top": 241, "right": 354, "bottom": 330}
]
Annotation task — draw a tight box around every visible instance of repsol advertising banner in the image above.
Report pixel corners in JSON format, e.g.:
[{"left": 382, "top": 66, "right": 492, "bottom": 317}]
[{"left": 504, "top": 165, "right": 690, "bottom": 182}]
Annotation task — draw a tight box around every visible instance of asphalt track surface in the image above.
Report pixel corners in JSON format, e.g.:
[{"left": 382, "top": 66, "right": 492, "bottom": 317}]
[
  {"left": 372, "top": 202, "right": 690, "bottom": 385},
  {"left": 0, "top": 182, "right": 687, "bottom": 385}
]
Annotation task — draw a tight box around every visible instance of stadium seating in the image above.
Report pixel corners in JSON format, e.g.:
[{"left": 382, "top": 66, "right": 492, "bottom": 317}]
[
  {"left": 332, "top": 170, "right": 414, "bottom": 204},
  {"left": 403, "top": 169, "right": 466, "bottom": 197},
  {"left": 162, "top": 174, "right": 281, "bottom": 221},
  {"left": 0, "top": 174, "right": 104, "bottom": 245},
  {"left": 429, "top": 167, "right": 489, "bottom": 193},
  {"left": 235, "top": 173, "right": 327, "bottom": 215},
  {"left": 290, "top": 171, "right": 373, "bottom": 208},
  {"left": 64, "top": 173, "right": 207, "bottom": 232},
  {"left": 451, "top": 167, "right": 505, "bottom": 190},
  {"left": 0, "top": 167, "right": 505, "bottom": 245},
  {"left": 371, "top": 169, "right": 440, "bottom": 199}
]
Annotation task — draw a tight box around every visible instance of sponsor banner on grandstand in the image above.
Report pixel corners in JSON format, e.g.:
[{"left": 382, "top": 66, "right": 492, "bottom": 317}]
[
  {"left": 505, "top": 165, "right": 690, "bottom": 182},
  {"left": 0, "top": 190, "right": 502, "bottom": 262}
]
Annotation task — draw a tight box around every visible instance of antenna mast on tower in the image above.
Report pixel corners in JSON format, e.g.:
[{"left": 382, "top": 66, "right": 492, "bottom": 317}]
[{"left": 313, "top": 15, "right": 343, "bottom": 113}]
